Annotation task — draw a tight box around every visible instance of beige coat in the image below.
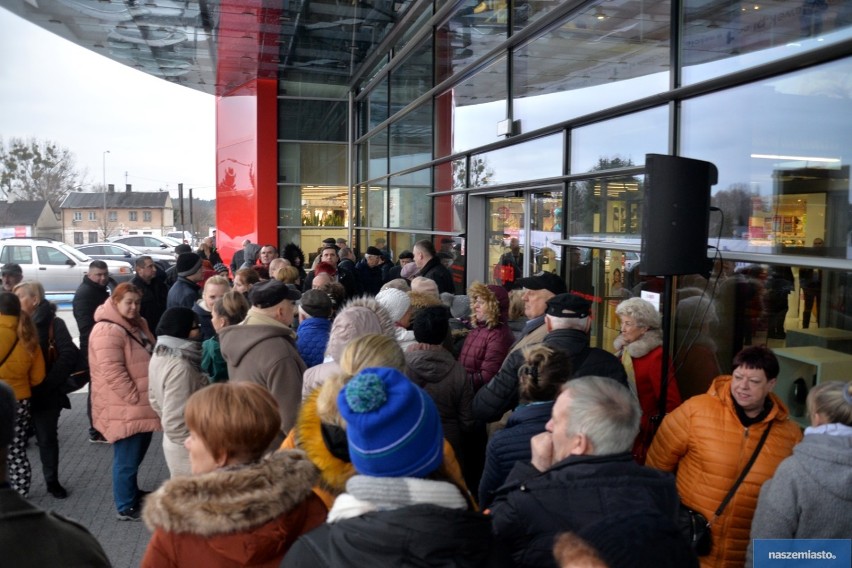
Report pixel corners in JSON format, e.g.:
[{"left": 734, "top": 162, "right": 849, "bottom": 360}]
[
  {"left": 89, "top": 300, "right": 161, "bottom": 442},
  {"left": 148, "top": 336, "right": 208, "bottom": 477}
]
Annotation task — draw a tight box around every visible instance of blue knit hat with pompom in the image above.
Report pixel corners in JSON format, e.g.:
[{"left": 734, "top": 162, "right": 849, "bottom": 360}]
[{"left": 338, "top": 367, "right": 444, "bottom": 478}]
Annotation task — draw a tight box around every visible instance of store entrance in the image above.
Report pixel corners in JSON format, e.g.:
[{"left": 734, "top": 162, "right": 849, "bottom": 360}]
[{"left": 484, "top": 187, "right": 563, "bottom": 287}]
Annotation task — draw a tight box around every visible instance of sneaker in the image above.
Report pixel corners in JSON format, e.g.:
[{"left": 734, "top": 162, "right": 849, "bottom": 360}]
[
  {"left": 117, "top": 507, "right": 142, "bottom": 521},
  {"left": 47, "top": 482, "right": 68, "bottom": 499},
  {"left": 88, "top": 432, "right": 109, "bottom": 444}
]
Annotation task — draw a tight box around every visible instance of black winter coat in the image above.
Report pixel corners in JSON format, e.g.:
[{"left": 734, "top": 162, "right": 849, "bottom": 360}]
[
  {"left": 472, "top": 329, "right": 627, "bottom": 422},
  {"left": 130, "top": 274, "right": 169, "bottom": 334},
  {"left": 72, "top": 276, "right": 109, "bottom": 358},
  {"left": 31, "top": 301, "right": 77, "bottom": 411},
  {"left": 489, "top": 453, "right": 679, "bottom": 568},
  {"left": 282, "top": 504, "right": 510, "bottom": 568},
  {"left": 353, "top": 259, "right": 384, "bottom": 296},
  {"left": 419, "top": 256, "right": 455, "bottom": 295},
  {"left": 302, "top": 266, "right": 359, "bottom": 299},
  {"left": 478, "top": 401, "right": 552, "bottom": 509}
]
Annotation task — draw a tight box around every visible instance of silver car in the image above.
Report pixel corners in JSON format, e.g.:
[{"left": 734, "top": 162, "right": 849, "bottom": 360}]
[
  {"left": 110, "top": 235, "right": 180, "bottom": 255},
  {"left": 0, "top": 238, "right": 134, "bottom": 294},
  {"left": 76, "top": 242, "right": 175, "bottom": 271}
]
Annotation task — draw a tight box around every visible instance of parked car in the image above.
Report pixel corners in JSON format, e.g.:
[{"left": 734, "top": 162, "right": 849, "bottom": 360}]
[
  {"left": 166, "top": 231, "right": 195, "bottom": 246},
  {"left": 109, "top": 235, "right": 179, "bottom": 255},
  {"left": 0, "top": 238, "right": 134, "bottom": 293},
  {"left": 75, "top": 242, "right": 175, "bottom": 271}
]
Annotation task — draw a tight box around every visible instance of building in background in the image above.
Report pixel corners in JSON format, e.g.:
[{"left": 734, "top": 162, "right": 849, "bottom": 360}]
[
  {"left": 60, "top": 186, "right": 173, "bottom": 243},
  {"left": 0, "top": 200, "right": 61, "bottom": 240}
]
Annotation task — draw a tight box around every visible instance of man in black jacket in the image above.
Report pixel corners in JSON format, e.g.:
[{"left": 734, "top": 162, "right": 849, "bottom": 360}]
[
  {"left": 473, "top": 292, "right": 627, "bottom": 422},
  {"left": 72, "top": 260, "right": 110, "bottom": 443},
  {"left": 413, "top": 239, "right": 454, "bottom": 294},
  {"left": 302, "top": 246, "right": 359, "bottom": 299},
  {"left": 489, "top": 376, "right": 678, "bottom": 568},
  {"left": 130, "top": 256, "right": 168, "bottom": 333}
]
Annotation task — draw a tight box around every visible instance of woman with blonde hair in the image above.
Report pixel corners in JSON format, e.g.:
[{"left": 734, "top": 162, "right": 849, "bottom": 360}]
[
  {"left": 201, "top": 291, "right": 249, "bottom": 383},
  {"left": 747, "top": 381, "right": 852, "bottom": 563},
  {"left": 142, "top": 382, "right": 326, "bottom": 567},
  {"left": 0, "top": 292, "right": 45, "bottom": 496},
  {"left": 14, "top": 281, "right": 77, "bottom": 498},
  {"left": 459, "top": 282, "right": 514, "bottom": 392}
]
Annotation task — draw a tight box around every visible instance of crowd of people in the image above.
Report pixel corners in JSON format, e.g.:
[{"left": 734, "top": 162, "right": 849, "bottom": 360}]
[{"left": 0, "top": 235, "right": 850, "bottom": 568}]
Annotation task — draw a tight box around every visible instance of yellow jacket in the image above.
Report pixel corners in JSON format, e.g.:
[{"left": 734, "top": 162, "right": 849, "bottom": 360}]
[
  {"left": 0, "top": 315, "right": 44, "bottom": 400},
  {"left": 647, "top": 375, "right": 802, "bottom": 567}
]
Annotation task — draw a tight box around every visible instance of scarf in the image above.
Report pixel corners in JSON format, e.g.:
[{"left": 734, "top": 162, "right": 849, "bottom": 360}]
[{"left": 326, "top": 475, "right": 467, "bottom": 523}]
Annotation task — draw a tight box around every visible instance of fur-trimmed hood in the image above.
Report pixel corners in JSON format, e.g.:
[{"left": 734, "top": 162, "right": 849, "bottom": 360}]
[
  {"left": 143, "top": 450, "right": 319, "bottom": 536},
  {"left": 467, "top": 282, "right": 508, "bottom": 328},
  {"left": 615, "top": 327, "right": 663, "bottom": 359},
  {"left": 325, "top": 296, "right": 395, "bottom": 362},
  {"left": 294, "top": 389, "right": 355, "bottom": 498},
  {"left": 282, "top": 242, "right": 306, "bottom": 269}
]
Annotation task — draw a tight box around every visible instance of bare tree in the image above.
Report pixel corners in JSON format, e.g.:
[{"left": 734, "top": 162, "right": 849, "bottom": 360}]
[{"left": 0, "top": 137, "right": 87, "bottom": 206}]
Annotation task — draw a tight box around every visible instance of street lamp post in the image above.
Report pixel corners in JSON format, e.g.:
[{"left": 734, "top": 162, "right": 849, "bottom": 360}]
[{"left": 102, "top": 150, "right": 110, "bottom": 239}]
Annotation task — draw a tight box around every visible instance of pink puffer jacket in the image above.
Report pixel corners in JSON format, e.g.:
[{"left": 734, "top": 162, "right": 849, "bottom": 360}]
[{"left": 89, "top": 300, "right": 161, "bottom": 442}]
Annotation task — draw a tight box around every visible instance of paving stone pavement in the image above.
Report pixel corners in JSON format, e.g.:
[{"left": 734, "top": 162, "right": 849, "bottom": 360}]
[{"left": 25, "top": 392, "right": 169, "bottom": 568}]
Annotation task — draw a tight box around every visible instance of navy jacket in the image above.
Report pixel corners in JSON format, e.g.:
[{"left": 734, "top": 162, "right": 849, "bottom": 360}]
[
  {"left": 296, "top": 317, "right": 332, "bottom": 368},
  {"left": 167, "top": 277, "right": 200, "bottom": 310}
]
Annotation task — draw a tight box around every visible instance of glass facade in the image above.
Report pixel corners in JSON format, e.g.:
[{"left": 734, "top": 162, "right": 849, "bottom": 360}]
[{"left": 269, "top": 0, "right": 852, "bottom": 401}]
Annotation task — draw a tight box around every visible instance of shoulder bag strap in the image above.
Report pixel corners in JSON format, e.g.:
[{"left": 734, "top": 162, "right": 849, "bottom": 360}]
[
  {"left": 0, "top": 337, "right": 20, "bottom": 370},
  {"left": 712, "top": 421, "right": 773, "bottom": 520}
]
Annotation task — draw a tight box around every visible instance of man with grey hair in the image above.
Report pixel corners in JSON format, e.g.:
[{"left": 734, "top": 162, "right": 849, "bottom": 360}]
[
  {"left": 489, "top": 376, "right": 678, "bottom": 568},
  {"left": 0, "top": 382, "right": 110, "bottom": 566},
  {"left": 473, "top": 292, "right": 627, "bottom": 422}
]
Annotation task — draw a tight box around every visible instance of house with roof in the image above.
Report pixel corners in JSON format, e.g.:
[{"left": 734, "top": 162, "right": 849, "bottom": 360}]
[
  {"left": 59, "top": 185, "right": 174, "bottom": 245},
  {"left": 0, "top": 200, "right": 62, "bottom": 241}
]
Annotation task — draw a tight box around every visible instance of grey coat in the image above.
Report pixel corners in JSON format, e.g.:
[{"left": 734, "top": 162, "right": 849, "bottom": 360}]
[{"left": 746, "top": 427, "right": 852, "bottom": 564}]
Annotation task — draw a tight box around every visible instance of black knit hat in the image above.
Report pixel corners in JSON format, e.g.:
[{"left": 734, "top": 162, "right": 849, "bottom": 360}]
[
  {"left": 156, "top": 307, "right": 198, "bottom": 339},
  {"left": 176, "top": 252, "right": 202, "bottom": 277},
  {"left": 175, "top": 243, "right": 192, "bottom": 255},
  {"left": 413, "top": 305, "right": 449, "bottom": 345}
]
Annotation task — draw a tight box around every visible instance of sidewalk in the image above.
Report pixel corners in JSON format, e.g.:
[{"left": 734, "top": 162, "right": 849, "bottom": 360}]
[{"left": 25, "top": 392, "right": 169, "bottom": 568}]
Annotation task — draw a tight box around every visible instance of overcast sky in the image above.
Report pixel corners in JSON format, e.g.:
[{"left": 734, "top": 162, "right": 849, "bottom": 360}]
[{"left": 0, "top": 7, "right": 216, "bottom": 200}]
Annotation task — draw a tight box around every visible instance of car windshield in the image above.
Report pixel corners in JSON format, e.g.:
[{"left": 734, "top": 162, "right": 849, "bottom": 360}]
[
  {"left": 111, "top": 243, "right": 143, "bottom": 255},
  {"left": 60, "top": 243, "right": 92, "bottom": 262},
  {"left": 161, "top": 236, "right": 181, "bottom": 246}
]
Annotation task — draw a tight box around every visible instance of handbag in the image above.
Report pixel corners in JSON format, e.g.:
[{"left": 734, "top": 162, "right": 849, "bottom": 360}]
[{"left": 678, "top": 422, "right": 773, "bottom": 556}]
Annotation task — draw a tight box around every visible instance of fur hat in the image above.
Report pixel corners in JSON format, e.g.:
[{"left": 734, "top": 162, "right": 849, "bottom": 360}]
[
  {"left": 375, "top": 288, "right": 411, "bottom": 323},
  {"left": 176, "top": 253, "right": 203, "bottom": 277},
  {"left": 338, "top": 367, "right": 443, "bottom": 478},
  {"left": 410, "top": 276, "right": 439, "bottom": 298},
  {"left": 156, "top": 307, "right": 198, "bottom": 339}
]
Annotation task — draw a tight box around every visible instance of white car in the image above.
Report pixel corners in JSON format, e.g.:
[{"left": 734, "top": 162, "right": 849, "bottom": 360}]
[
  {"left": 0, "top": 238, "right": 133, "bottom": 294},
  {"left": 110, "top": 235, "right": 181, "bottom": 255}
]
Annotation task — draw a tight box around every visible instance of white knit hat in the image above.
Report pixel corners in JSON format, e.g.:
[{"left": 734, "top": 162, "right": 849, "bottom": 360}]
[{"left": 376, "top": 288, "right": 411, "bottom": 323}]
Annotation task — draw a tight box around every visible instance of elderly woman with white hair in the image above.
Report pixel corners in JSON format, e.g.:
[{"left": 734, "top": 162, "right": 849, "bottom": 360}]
[{"left": 614, "top": 297, "right": 681, "bottom": 464}]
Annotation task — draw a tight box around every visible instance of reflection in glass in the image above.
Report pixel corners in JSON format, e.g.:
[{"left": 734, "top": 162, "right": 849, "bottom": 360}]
[
  {"left": 436, "top": 57, "right": 508, "bottom": 155},
  {"left": 278, "top": 99, "right": 346, "bottom": 141},
  {"left": 435, "top": 3, "right": 507, "bottom": 83},
  {"left": 681, "top": 0, "right": 852, "bottom": 85},
  {"left": 472, "top": 133, "right": 562, "bottom": 187},
  {"left": 514, "top": 1, "right": 670, "bottom": 132},
  {"left": 367, "top": 181, "right": 387, "bottom": 227},
  {"left": 681, "top": 57, "right": 852, "bottom": 259},
  {"left": 297, "top": 185, "right": 349, "bottom": 228},
  {"left": 367, "top": 128, "right": 389, "bottom": 180},
  {"left": 389, "top": 169, "right": 432, "bottom": 229},
  {"left": 530, "top": 191, "right": 563, "bottom": 276},
  {"left": 366, "top": 77, "right": 388, "bottom": 134},
  {"left": 391, "top": 38, "right": 433, "bottom": 115},
  {"left": 567, "top": 175, "right": 643, "bottom": 242},
  {"left": 279, "top": 143, "right": 346, "bottom": 184},
  {"left": 433, "top": 193, "right": 466, "bottom": 234},
  {"left": 390, "top": 102, "right": 432, "bottom": 174},
  {"left": 570, "top": 106, "right": 668, "bottom": 174},
  {"left": 487, "top": 196, "right": 525, "bottom": 287}
]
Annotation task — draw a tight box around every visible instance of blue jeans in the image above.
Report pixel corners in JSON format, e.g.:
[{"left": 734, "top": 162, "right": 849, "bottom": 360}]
[{"left": 112, "top": 432, "right": 152, "bottom": 512}]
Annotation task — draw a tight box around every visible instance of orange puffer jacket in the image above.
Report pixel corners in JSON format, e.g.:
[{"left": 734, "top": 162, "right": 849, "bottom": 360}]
[{"left": 646, "top": 375, "right": 802, "bottom": 568}]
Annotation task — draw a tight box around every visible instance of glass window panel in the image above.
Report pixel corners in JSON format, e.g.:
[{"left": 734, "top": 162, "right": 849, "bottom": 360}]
[
  {"left": 395, "top": 4, "right": 434, "bottom": 53},
  {"left": 279, "top": 143, "right": 347, "bottom": 184},
  {"left": 434, "top": 193, "right": 466, "bottom": 234},
  {"left": 390, "top": 38, "right": 433, "bottom": 115},
  {"left": 513, "top": 1, "right": 670, "bottom": 132},
  {"left": 279, "top": 80, "right": 348, "bottom": 98},
  {"left": 278, "top": 99, "right": 347, "bottom": 141},
  {"left": 571, "top": 106, "right": 668, "bottom": 174},
  {"left": 435, "top": 3, "right": 508, "bottom": 83},
  {"left": 472, "top": 133, "right": 562, "bottom": 187},
  {"left": 435, "top": 57, "right": 508, "bottom": 156},
  {"left": 567, "top": 175, "right": 644, "bottom": 243},
  {"left": 367, "top": 181, "right": 388, "bottom": 227},
  {"left": 682, "top": 0, "right": 852, "bottom": 86},
  {"left": 368, "top": 77, "right": 389, "bottom": 133},
  {"left": 432, "top": 161, "right": 457, "bottom": 191},
  {"left": 511, "top": 0, "right": 567, "bottom": 34},
  {"left": 278, "top": 184, "right": 348, "bottom": 228},
  {"left": 368, "top": 129, "right": 389, "bottom": 180},
  {"left": 487, "top": 195, "right": 525, "bottom": 286},
  {"left": 681, "top": 57, "right": 852, "bottom": 260},
  {"left": 530, "top": 190, "right": 563, "bottom": 276},
  {"left": 390, "top": 169, "right": 432, "bottom": 229},
  {"left": 390, "top": 103, "right": 433, "bottom": 174}
]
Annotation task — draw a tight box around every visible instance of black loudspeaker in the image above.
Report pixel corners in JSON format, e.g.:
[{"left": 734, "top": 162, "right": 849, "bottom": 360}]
[{"left": 640, "top": 154, "right": 718, "bottom": 276}]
